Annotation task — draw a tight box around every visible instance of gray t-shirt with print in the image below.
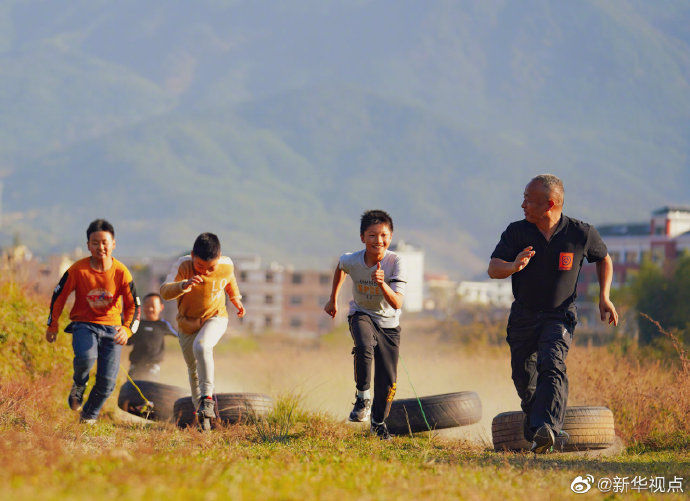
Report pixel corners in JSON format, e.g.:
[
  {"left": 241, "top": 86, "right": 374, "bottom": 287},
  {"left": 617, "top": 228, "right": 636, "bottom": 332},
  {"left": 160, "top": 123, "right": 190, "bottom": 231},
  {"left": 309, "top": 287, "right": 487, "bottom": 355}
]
[{"left": 338, "top": 249, "right": 407, "bottom": 328}]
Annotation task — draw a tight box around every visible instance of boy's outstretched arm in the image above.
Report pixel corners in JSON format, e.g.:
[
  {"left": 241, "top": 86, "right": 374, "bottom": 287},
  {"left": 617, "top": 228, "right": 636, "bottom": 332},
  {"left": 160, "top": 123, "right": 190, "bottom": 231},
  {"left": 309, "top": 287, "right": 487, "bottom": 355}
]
[
  {"left": 46, "top": 270, "right": 75, "bottom": 342},
  {"left": 224, "top": 271, "right": 245, "bottom": 318},
  {"left": 229, "top": 297, "right": 245, "bottom": 318},
  {"left": 324, "top": 266, "right": 346, "bottom": 318},
  {"left": 160, "top": 276, "right": 202, "bottom": 300},
  {"left": 160, "top": 258, "right": 202, "bottom": 300},
  {"left": 372, "top": 262, "right": 404, "bottom": 310},
  {"left": 116, "top": 277, "right": 141, "bottom": 345}
]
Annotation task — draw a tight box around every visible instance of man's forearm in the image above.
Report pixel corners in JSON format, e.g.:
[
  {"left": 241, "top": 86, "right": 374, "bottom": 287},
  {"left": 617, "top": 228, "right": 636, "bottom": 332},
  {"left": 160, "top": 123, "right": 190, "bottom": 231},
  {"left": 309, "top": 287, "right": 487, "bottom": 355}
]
[
  {"left": 488, "top": 258, "right": 516, "bottom": 279},
  {"left": 596, "top": 255, "right": 614, "bottom": 298}
]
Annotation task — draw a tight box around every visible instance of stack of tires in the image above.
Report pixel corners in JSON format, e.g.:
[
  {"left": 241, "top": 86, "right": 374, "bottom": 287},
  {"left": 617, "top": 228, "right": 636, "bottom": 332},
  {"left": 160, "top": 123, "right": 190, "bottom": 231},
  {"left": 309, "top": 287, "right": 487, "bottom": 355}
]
[{"left": 492, "top": 406, "right": 617, "bottom": 452}]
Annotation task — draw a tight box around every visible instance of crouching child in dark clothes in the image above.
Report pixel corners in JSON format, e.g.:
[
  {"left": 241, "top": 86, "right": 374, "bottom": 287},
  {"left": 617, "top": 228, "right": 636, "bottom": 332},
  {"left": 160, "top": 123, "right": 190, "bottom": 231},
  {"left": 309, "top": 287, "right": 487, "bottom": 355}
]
[
  {"left": 128, "top": 293, "right": 178, "bottom": 379},
  {"left": 324, "top": 210, "right": 407, "bottom": 440}
]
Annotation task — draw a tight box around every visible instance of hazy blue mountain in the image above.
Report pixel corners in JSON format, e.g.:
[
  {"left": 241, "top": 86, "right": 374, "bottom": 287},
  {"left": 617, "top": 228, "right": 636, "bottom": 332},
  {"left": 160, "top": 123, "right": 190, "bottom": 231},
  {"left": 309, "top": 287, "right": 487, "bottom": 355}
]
[{"left": 1, "top": 0, "right": 689, "bottom": 277}]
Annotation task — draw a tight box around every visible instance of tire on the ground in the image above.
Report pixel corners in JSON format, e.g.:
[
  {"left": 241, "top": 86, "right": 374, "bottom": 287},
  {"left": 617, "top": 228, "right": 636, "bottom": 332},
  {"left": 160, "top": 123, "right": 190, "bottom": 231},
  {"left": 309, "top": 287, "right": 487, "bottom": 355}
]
[
  {"left": 492, "top": 406, "right": 616, "bottom": 452},
  {"left": 386, "top": 391, "right": 482, "bottom": 435},
  {"left": 117, "top": 380, "right": 188, "bottom": 422},
  {"left": 173, "top": 393, "right": 275, "bottom": 428}
]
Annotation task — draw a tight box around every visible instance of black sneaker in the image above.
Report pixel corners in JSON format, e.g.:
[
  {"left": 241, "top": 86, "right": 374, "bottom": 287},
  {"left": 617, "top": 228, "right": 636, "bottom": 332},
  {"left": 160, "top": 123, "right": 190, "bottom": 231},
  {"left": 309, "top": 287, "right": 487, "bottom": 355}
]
[
  {"left": 371, "top": 421, "right": 392, "bottom": 440},
  {"left": 554, "top": 430, "right": 569, "bottom": 452},
  {"left": 198, "top": 396, "right": 216, "bottom": 419},
  {"left": 348, "top": 394, "right": 371, "bottom": 422},
  {"left": 530, "top": 424, "right": 555, "bottom": 454},
  {"left": 68, "top": 383, "right": 86, "bottom": 411}
]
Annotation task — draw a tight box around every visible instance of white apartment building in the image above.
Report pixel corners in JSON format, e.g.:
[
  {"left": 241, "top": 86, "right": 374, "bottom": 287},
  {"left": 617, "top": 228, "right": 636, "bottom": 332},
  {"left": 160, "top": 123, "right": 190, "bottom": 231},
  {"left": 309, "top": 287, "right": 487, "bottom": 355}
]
[
  {"left": 457, "top": 280, "right": 513, "bottom": 308},
  {"left": 390, "top": 240, "right": 424, "bottom": 312}
]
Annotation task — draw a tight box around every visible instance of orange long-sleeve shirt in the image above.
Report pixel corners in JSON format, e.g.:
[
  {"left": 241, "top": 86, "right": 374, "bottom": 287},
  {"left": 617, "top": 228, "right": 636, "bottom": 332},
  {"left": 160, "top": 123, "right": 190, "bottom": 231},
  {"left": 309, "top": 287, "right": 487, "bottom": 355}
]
[
  {"left": 160, "top": 255, "right": 241, "bottom": 335},
  {"left": 47, "top": 257, "right": 141, "bottom": 336}
]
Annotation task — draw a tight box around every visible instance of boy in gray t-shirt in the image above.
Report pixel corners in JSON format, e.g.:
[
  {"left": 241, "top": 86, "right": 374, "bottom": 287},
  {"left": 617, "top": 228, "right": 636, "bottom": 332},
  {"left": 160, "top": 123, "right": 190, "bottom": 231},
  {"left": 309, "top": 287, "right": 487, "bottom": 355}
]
[{"left": 324, "top": 210, "right": 407, "bottom": 439}]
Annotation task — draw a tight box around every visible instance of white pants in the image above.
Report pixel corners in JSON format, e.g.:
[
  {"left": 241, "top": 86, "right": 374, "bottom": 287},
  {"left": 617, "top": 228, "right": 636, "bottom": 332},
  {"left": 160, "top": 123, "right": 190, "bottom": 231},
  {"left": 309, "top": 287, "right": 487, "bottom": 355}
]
[{"left": 178, "top": 316, "right": 228, "bottom": 407}]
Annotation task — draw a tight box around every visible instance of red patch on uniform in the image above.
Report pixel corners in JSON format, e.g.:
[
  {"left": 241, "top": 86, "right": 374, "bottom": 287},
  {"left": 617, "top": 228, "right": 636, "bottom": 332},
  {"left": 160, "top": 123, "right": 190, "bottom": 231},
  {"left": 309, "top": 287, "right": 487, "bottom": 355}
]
[{"left": 559, "top": 252, "right": 574, "bottom": 271}]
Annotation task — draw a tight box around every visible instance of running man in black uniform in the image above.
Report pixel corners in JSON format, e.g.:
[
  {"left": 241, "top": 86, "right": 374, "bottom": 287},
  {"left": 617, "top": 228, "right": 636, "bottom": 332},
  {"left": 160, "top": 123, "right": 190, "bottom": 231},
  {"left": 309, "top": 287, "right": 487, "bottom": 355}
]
[{"left": 488, "top": 174, "right": 618, "bottom": 453}]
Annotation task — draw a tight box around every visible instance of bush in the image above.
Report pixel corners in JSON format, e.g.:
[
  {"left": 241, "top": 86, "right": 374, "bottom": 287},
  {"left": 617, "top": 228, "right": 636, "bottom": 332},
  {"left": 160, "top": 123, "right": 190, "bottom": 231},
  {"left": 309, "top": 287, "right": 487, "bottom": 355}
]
[
  {"left": 0, "top": 282, "right": 72, "bottom": 379},
  {"left": 626, "top": 254, "right": 690, "bottom": 345}
]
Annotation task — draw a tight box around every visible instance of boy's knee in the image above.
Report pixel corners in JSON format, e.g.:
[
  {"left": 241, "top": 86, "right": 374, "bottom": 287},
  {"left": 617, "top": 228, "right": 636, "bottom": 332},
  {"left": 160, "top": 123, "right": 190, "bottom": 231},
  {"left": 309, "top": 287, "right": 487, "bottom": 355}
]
[
  {"left": 94, "top": 374, "right": 118, "bottom": 395},
  {"left": 352, "top": 345, "right": 373, "bottom": 360},
  {"left": 193, "top": 339, "right": 211, "bottom": 357},
  {"left": 74, "top": 355, "right": 97, "bottom": 369}
]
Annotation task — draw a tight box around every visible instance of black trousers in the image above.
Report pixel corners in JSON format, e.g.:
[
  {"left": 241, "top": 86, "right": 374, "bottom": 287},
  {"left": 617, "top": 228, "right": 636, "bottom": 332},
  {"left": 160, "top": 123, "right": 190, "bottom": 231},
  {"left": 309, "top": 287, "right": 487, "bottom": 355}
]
[
  {"left": 506, "top": 303, "right": 575, "bottom": 441},
  {"left": 348, "top": 312, "right": 400, "bottom": 424}
]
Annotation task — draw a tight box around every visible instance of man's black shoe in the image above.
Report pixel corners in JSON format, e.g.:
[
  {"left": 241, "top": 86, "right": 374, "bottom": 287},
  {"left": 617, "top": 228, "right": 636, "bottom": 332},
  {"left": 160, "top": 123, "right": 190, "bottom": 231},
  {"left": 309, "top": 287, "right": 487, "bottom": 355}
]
[
  {"left": 554, "top": 430, "right": 569, "bottom": 452},
  {"left": 68, "top": 383, "right": 86, "bottom": 411},
  {"left": 348, "top": 394, "right": 371, "bottom": 422},
  {"left": 530, "top": 424, "right": 555, "bottom": 454},
  {"left": 371, "top": 421, "right": 392, "bottom": 440}
]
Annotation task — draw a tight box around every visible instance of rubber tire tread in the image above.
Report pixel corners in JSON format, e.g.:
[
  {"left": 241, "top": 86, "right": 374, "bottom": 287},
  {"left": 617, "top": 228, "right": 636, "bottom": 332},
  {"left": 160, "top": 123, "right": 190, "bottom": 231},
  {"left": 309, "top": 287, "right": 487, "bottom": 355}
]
[
  {"left": 173, "top": 393, "right": 274, "bottom": 428},
  {"left": 117, "top": 380, "right": 188, "bottom": 422},
  {"left": 492, "top": 406, "right": 615, "bottom": 451},
  {"left": 386, "top": 391, "right": 482, "bottom": 435}
]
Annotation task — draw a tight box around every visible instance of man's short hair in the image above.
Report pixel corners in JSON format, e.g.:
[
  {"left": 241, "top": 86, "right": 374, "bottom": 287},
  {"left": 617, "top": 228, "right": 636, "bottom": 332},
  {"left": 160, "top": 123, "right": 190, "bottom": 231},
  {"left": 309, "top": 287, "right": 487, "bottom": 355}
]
[
  {"left": 86, "top": 219, "right": 115, "bottom": 240},
  {"left": 531, "top": 174, "right": 564, "bottom": 207},
  {"left": 360, "top": 210, "right": 394, "bottom": 235},
  {"left": 143, "top": 292, "right": 162, "bottom": 302},
  {"left": 192, "top": 232, "right": 221, "bottom": 261}
]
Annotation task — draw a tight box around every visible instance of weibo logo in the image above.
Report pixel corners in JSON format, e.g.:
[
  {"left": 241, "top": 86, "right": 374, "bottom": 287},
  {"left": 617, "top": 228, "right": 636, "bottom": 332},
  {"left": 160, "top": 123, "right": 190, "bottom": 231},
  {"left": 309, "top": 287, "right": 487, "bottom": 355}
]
[
  {"left": 86, "top": 289, "right": 115, "bottom": 310},
  {"left": 559, "top": 252, "right": 574, "bottom": 271}
]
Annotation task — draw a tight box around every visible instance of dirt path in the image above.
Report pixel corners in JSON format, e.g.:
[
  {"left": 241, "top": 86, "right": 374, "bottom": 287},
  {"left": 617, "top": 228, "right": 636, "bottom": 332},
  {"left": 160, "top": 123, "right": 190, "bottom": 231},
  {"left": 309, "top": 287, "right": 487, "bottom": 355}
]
[{"left": 149, "top": 333, "right": 521, "bottom": 445}]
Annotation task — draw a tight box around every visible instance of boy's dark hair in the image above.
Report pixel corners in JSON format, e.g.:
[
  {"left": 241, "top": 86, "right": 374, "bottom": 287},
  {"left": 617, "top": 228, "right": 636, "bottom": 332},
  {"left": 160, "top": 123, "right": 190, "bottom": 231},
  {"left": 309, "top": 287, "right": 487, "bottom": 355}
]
[
  {"left": 360, "top": 210, "right": 394, "bottom": 235},
  {"left": 86, "top": 219, "right": 115, "bottom": 240},
  {"left": 192, "top": 232, "right": 221, "bottom": 261},
  {"left": 143, "top": 292, "right": 162, "bottom": 302}
]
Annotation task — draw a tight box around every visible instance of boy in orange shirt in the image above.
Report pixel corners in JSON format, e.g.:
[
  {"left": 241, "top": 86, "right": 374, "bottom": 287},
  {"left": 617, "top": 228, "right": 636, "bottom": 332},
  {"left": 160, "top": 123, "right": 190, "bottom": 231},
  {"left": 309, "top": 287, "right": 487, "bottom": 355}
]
[
  {"left": 46, "top": 219, "right": 141, "bottom": 423},
  {"left": 160, "top": 232, "right": 245, "bottom": 428}
]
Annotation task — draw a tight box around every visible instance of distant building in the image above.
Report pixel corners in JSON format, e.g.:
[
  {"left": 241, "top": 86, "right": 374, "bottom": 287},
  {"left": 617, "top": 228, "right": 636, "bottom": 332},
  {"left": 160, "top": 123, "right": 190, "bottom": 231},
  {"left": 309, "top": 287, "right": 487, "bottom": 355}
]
[
  {"left": 1, "top": 245, "right": 80, "bottom": 297},
  {"left": 579, "top": 206, "right": 690, "bottom": 293},
  {"left": 457, "top": 280, "right": 513, "bottom": 308},
  {"left": 423, "top": 273, "right": 458, "bottom": 312},
  {"left": 283, "top": 269, "right": 347, "bottom": 338},
  {"left": 390, "top": 240, "right": 424, "bottom": 312},
  {"left": 236, "top": 256, "right": 284, "bottom": 332}
]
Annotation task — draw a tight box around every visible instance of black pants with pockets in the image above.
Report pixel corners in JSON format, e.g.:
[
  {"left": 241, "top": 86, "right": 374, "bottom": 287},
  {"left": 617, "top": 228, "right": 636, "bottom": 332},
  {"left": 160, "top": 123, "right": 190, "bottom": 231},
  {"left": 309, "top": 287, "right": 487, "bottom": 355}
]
[
  {"left": 506, "top": 302, "right": 576, "bottom": 441},
  {"left": 348, "top": 312, "right": 400, "bottom": 424}
]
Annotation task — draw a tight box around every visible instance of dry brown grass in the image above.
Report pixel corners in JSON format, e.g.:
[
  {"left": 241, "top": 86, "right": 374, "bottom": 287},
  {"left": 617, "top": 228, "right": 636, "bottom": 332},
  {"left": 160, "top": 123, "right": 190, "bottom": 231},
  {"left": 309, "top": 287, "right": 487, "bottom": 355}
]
[{"left": 569, "top": 339, "right": 689, "bottom": 450}]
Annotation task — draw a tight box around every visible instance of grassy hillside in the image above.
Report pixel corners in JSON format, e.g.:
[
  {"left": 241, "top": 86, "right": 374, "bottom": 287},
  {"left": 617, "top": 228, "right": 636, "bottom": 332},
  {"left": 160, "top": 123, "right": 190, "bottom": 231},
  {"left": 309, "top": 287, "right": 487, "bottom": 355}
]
[{"left": 1, "top": 1, "right": 689, "bottom": 276}]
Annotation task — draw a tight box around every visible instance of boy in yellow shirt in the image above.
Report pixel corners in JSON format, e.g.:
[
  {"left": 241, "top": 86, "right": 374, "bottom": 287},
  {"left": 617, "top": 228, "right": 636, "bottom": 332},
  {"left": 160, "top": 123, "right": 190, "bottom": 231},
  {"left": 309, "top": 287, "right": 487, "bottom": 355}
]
[{"left": 160, "top": 232, "right": 244, "bottom": 428}]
